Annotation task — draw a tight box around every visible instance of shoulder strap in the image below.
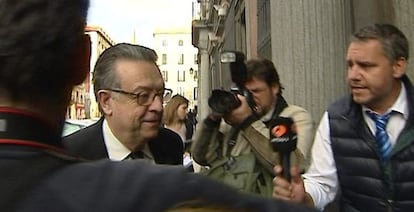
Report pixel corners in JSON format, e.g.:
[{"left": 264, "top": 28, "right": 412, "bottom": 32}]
[
  {"left": 225, "top": 114, "right": 259, "bottom": 156},
  {"left": 242, "top": 126, "right": 277, "bottom": 173},
  {"left": 222, "top": 116, "right": 276, "bottom": 174},
  {"left": 225, "top": 127, "right": 240, "bottom": 156}
]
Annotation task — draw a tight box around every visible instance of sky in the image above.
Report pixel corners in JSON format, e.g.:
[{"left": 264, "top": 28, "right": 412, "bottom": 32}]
[{"left": 87, "top": 0, "right": 195, "bottom": 48}]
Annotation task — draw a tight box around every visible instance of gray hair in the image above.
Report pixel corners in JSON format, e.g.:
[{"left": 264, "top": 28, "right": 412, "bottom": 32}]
[
  {"left": 351, "top": 23, "right": 409, "bottom": 63},
  {"left": 93, "top": 43, "right": 159, "bottom": 98}
]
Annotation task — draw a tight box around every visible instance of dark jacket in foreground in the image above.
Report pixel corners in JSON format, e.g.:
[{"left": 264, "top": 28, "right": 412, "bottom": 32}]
[
  {"left": 63, "top": 118, "right": 183, "bottom": 165},
  {"left": 328, "top": 75, "right": 414, "bottom": 212},
  {"left": 0, "top": 109, "right": 316, "bottom": 212}
]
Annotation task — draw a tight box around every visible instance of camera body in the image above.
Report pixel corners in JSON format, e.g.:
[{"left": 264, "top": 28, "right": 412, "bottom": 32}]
[{"left": 208, "top": 51, "right": 256, "bottom": 115}]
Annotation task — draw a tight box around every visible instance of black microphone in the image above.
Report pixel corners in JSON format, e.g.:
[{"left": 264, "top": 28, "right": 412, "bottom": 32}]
[{"left": 269, "top": 117, "right": 297, "bottom": 181}]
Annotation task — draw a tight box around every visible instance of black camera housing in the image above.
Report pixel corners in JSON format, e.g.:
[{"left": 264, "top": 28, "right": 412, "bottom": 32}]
[{"left": 208, "top": 51, "right": 256, "bottom": 115}]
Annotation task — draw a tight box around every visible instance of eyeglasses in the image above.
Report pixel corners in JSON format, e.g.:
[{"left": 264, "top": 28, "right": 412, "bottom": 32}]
[{"left": 105, "top": 88, "right": 173, "bottom": 106}]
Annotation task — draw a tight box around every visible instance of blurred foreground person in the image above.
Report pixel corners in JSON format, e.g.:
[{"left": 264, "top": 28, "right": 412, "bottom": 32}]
[
  {"left": 273, "top": 23, "right": 414, "bottom": 211},
  {"left": 0, "top": 0, "right": 315, "bottom": 211}
]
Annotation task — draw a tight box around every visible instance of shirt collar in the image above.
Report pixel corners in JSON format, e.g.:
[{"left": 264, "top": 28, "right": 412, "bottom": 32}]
[
  {"left": 102, "top": 119, "right": 154, "bottom": 162},
  {"left": 102, "top": 119, "right": 130, "bottom": 160}
]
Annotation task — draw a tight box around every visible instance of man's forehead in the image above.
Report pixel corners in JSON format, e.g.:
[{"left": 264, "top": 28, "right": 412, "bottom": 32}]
[
  {"left": 246, "top": 77, "right": 268, "bottom": 87},
  {"left": 348, "top": 40, "right": 383, "bottom": 52},
  {"left": 118, "top": 74, "right": 164, "bottom": 92},
  {"left": 347, "top": 40, "right": 385, "bottom": 58}
]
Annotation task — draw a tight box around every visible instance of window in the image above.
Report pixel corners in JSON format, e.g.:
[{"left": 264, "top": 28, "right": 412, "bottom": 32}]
[
  {"left": 194, "top": 54, "right": 198, "bottom": 64},
  {"left": 162, "top": 54, "right": 167, "bottom": 65},
  {"left": 178, "top": 53, "right": 184, "bottom": 65},
  {"left": 177, "top": 70, "right": 185, "bottom": 82},
  {"left": 178, "top": 87, "right": 185, "bottom": 95},
  {"left": 178, "top": 39, "right": 183, "bottom": 46},
  {"left": 162, "top": 40, "right": 167, "bottom": 46},
  {"left": 161, "top": 70, "right": 168, "bottom": 82},
  {"left": 193, "top": 70, "right": 198, "bottom": 81},
  {"left": 193, "top": 87, "right": 198, "bottom": 100}
]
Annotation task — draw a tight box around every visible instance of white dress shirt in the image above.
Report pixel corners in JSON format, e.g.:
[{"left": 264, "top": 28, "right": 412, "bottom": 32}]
[
  {"left": 102, "top": 119, "right": 155, "bottom": 162},
  {"left": 304, "top": 83, "right": 408, "bottom": 211}
]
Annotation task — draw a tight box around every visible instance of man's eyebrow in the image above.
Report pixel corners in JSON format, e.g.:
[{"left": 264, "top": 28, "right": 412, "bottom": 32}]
[{"left": 356, "top": 60, "right": 377, "bottom": 67}]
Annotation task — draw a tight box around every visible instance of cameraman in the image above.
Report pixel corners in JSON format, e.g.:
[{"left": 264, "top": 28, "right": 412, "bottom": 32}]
[{"left": 191, "top": 58, "right": 315, "bottom": 196}]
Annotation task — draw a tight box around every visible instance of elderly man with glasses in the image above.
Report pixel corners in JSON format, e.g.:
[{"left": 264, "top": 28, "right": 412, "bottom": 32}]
[{"left": 63, "top": 43, "right": 184, "bottom": 165}]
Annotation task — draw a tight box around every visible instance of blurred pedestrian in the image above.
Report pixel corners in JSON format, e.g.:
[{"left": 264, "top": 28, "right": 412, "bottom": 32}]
[
  {"left": 163, "top": 94, "right": 190, "bottom": 145},
  {"left": 185, "top": 109, "right": 197, "bottom": 142}
]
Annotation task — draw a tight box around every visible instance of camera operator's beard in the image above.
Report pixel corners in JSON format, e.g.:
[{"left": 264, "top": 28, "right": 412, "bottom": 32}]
[
  {"left": 257, "top": 96, "right": 277, "bottom": 120},
  {"left": 253, "top": 106, "right": 266, "bottom": 118},
  {"left": 258, "top": 104, "right": 271, "bottom": 116}
]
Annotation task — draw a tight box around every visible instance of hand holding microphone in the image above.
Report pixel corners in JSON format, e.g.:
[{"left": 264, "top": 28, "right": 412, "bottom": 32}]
[{"left": 269, "top": 117, "right": 297, "bottom": 181}]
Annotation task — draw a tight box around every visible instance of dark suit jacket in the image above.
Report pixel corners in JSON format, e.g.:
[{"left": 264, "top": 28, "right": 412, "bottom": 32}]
[{"left": 63, "top": 118, "right": 183, "bottom": 165}]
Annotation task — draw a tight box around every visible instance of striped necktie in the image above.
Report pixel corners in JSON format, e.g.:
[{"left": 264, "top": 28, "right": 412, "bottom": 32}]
[{"left": 367, "top": 111, "right": 392, "bottom": 161}]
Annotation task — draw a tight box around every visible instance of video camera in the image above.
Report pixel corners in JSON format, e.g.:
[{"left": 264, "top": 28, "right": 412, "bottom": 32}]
[{"left": 207, "top": 51, "right": 257, "bottom": 115}]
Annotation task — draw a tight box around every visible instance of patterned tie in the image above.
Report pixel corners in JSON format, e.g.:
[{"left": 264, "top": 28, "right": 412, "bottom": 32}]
[{"left": 367, "top": 111, "right": 392, "bottom": 161}]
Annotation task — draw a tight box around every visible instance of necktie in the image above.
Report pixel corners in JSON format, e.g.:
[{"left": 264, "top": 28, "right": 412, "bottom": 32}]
[
  {"left": 130, "top": 151, "right": 144, "bottom": 159},
  {"left": 123, "top": 151, "right": 144, "bottom": 160},
  {"left": 367, "top": 111, "right": 392, "bottom": 161}
]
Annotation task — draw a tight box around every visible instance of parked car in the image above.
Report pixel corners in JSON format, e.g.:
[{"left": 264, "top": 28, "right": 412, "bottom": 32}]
[{"left": 62, "top": 119, "right": 97, "bottom": 136}]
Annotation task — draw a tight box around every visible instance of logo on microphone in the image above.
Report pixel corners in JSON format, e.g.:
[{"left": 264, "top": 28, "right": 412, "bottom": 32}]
[
  {"left": 271, "top": 123, "right": 297, "bottom": 140},
  {"left": 269, "top": 117, "right": 297, "bottom": 181},
  {"left": 271, "top": 124, "right": 287, "bottom": 137}
]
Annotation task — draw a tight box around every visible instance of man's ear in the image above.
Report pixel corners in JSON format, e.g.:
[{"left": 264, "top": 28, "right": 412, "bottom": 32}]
[
  {"left": 97, "top": 90, "right": 113, "bottom": 116},
  {"left": 70, "top": 34, "right": 91, "bottom": 85},
  {"left": 392, "top": 57, "right": 407, "bottom": 78},
  {"left": 271, "top": 83, "right": 280, "bottom": 96}
]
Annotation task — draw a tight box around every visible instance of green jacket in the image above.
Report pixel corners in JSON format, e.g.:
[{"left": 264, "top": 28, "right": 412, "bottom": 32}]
[{"left": 192, "top": 101, "right": 314, "bottom": 196}]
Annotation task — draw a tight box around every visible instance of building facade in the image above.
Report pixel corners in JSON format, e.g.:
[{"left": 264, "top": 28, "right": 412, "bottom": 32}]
[
  {"left": 153, "top": 27, "right": 199, "bottom": 110},
  {"left": 66, "top": 26, "right": 115, "bottom": 120},
  {"left": 192, "top": 0, "right": 414, "bottom": 122}
]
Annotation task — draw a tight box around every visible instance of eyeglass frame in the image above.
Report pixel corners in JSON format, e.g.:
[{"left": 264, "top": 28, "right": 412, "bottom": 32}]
[{"left": 103, "top": 87, "right": 173, "bottom": 106}]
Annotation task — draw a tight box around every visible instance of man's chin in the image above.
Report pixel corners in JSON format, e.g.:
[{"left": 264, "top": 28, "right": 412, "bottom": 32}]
[
  {"left": 352, "top": 95, "right": 371, "bottom": 105},
  {"left": 142, "top": 128, "right": 160, "bottom": 140}
]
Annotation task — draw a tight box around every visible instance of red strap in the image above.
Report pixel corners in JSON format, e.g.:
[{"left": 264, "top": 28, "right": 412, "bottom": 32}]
[{"left": 0, "top": 139, "right": 66, "bottom": 154}]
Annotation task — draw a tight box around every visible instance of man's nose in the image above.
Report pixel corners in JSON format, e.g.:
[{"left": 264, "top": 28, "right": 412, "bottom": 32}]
[
  {"left": 148, "top": 95, "right": 163, "bottom": 112},
  {"left": 348, "top": 66, "right": 362, "bottom": 80}
]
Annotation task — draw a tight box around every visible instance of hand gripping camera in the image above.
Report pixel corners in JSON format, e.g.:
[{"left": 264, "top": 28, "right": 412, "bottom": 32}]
[{"left": 207, "top": 51, "right": 257, "bottom": 115}]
